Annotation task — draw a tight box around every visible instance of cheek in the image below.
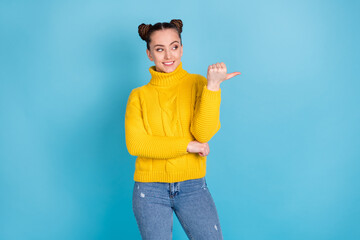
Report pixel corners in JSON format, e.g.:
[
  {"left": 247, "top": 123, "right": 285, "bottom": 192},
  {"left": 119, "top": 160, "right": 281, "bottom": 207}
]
[
  {"left": 153, "top": 53, "right": 162, "bottom": 61},
  {"left": 176, "top": 51, "right": 182, "bottom": 58}
]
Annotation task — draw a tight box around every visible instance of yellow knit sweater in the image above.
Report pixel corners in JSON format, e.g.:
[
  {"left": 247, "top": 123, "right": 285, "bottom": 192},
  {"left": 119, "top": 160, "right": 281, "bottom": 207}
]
[{"left": 125, "top": 62, "right": 221, "bottom": 183}]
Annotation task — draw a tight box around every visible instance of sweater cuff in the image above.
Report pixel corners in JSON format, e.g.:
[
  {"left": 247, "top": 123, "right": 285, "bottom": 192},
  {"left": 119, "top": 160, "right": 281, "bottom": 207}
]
[
  {"left": 203, "top": 85, "right": 221, "bottom": 100},
  {"left": 180, "top": 137, "right": 193, "bottom": 155}
]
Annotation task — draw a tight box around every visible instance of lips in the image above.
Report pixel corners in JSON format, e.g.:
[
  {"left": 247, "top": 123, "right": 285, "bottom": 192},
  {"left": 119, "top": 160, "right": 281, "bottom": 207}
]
[{"left": 163, "top": 61, "right": 174, "bottom": 66}]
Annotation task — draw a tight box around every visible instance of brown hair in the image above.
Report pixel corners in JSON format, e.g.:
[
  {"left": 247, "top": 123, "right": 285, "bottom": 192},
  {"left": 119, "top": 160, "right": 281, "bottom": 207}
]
[{"left": 138, "top": 19, "right": 183, "bottom": 50}]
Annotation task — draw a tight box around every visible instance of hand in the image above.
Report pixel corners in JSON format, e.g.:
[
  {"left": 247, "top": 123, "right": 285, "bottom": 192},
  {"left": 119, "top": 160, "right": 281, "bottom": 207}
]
[
  {"left": 187, "top": 141, "right": 210, "bottom": 157},
  {"left": 207, "top": 62, "right": 241, "bottom": 91}
]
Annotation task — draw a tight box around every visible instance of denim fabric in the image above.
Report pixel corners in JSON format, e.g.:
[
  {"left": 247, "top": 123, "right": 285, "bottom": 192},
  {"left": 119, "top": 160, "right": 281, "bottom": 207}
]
[{"left": 132, "top": 177, "right": 223, "bottom": 240}]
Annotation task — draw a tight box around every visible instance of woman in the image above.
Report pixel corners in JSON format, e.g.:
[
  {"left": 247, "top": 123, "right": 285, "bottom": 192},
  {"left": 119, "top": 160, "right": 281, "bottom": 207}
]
[{"left": 125, "top": 19, "right": 240, "bottom": 239}]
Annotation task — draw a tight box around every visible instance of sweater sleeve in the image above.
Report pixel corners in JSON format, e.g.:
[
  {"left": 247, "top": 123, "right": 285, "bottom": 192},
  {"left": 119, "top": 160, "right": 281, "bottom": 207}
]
[
  {"left": 125, "top": 89, "right": 192, "bottom": 159},
  {"left": 190, "top": 76, "right": 221, "bottom": 143}
]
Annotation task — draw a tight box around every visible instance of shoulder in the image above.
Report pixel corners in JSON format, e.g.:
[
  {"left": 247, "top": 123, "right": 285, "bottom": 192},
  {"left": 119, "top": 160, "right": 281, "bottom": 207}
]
[
  {"left": 128, "top": 85, "right": 147, "bottom": 97},
  {"left": 129, "top": 86, "right": 142, "bottom": 95},
  {"left": 187, "top": 73, "right": 207, "bottom": 86},
  {"left": 126, "top": 86, "right": 146, "bottom": 106}
]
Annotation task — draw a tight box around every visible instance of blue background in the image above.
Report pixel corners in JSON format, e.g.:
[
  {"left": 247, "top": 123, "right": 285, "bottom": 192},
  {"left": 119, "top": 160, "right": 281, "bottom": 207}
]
[{"left": 1, "top": 0, "right": 359, "bottom": 239}]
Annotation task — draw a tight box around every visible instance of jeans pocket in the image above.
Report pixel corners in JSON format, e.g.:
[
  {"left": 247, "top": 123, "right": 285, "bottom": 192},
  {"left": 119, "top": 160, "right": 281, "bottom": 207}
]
[{"left": 201, "top": 177, "right": 208, "bottom": 190}]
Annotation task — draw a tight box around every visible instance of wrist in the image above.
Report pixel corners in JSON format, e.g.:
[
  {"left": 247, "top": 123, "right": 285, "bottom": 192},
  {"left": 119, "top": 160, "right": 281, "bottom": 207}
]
[{"left": 207, "top": 84, "right": 220, "bottom": 91}]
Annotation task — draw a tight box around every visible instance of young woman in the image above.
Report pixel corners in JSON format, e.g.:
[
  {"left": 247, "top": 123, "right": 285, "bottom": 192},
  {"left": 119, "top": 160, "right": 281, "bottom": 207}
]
[{"left": 125, "top": 19, "right": 240, "bottom": 239}]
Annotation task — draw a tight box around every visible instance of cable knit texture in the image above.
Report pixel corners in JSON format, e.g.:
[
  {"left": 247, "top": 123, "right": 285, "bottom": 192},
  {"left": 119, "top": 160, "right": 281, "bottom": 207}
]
[{"left": 125, "top": 62, "right": 221, "bottom": 182}]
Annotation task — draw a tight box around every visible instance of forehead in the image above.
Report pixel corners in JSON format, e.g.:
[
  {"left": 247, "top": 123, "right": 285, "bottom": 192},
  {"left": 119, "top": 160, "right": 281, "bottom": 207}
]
[{"left": 150, "top": 29, "right": 180, "bottom": 45}]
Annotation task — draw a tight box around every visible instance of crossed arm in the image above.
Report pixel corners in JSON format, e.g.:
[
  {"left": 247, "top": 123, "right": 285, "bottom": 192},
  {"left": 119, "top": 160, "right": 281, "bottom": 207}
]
[{"left": 125, "top": 89, "right": 192, "bottom": 159}]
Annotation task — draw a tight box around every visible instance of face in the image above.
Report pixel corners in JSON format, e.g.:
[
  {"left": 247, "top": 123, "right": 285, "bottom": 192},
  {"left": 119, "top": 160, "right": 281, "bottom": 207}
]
[{"left": 146, "top": 28, "right": 183, "bottom": 73}]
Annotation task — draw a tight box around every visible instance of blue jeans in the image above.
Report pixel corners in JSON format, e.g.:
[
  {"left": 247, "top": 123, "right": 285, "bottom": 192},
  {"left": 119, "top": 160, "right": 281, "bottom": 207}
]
[{"left": 132, "top": 177, "right": 223, "bottom": 240}]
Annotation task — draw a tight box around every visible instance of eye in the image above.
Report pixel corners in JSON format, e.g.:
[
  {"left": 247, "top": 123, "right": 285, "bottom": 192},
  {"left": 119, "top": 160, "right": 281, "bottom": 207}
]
[
  {"left": 156, "top": 48, "right": 163, "bottom": 52},
  {"left": 172, "top": 45, "right": 178, "bottom": 50}
]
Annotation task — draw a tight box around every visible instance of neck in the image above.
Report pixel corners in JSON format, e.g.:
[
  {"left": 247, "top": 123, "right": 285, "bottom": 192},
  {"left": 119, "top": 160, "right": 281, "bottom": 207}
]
[{"left": 149, "top": 62, "right": 188, "bottom": 86}]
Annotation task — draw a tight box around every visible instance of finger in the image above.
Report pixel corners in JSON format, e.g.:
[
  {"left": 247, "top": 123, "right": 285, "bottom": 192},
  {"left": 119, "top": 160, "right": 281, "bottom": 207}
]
[
  {"left": 221, "top": 62, "right": 227, "bottom": 72},
  {"left": 225, "top": 72, "right": 241, "bottom": 80},
  {"left": 203, "top": 145, "right": 208, "bottom": 156},
  {"left": 207, "top": 66, "right": 213, "bottom": 74},
  {"left": 216, "top": 63, "right": 221, "bottom": 68}
]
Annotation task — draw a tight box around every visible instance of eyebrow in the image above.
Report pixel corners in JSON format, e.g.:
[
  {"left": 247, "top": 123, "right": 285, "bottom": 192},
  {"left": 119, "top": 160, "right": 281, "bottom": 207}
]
[{"left": 153, "top": 41, "right": 179, "bottom": 48}]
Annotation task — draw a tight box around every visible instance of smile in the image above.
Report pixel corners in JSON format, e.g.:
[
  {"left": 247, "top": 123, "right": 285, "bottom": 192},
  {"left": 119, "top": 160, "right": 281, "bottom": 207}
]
[{"left": 163, "top": 61, "right": 174, "bottom": 66}]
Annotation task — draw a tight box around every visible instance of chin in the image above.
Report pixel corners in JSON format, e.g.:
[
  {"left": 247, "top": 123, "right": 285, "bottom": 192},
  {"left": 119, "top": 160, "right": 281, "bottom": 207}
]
[
  {"left": 164, "top": 67, "right": 175, "bottom": 73},
  {"left": 166, "top": 62, "right": 180, "bottom": 73}
]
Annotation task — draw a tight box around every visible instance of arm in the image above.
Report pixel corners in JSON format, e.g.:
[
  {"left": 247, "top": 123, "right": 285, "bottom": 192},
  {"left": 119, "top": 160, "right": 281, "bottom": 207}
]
[
  {"left": 190, "top": 76, "right": 222, "bottom": 143},
  {"left": 125, "top": 89, "right": 192, "bottom": 159},
  {"left": 191, "top": 62, "right": 241, "bottom": 143}
]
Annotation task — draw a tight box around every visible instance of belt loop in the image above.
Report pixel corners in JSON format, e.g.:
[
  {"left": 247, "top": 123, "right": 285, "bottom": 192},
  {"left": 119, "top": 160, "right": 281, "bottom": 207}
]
[{"left": 176, "top": 181, "right": 180, "bottom": 192}]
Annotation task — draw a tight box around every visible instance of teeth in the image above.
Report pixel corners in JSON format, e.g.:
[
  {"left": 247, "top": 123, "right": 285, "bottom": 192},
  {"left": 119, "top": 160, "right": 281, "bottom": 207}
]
[{"left": 163, "top": 61, "right": 174, "bottom": 66}]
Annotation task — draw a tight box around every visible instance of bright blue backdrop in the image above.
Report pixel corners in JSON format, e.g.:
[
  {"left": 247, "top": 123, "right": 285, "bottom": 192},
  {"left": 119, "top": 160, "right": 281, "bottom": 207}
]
[{"left": 1, "top": 0, "right": 359, "bottom": 239}]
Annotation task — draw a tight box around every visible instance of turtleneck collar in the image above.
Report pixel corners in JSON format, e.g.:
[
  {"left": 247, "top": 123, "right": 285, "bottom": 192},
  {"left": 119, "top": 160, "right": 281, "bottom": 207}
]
[{"left": 149, "top": 62, "right": 188, "bottom": 86}]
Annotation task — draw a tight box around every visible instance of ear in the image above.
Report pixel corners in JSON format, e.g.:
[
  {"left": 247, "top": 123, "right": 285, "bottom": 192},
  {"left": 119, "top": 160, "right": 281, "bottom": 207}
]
[
  {"left": 180, "top": 44, "right": 183, "bottom": 57},
  {"left": 146, "top": 49, "right": 153, "bottom": 61}
]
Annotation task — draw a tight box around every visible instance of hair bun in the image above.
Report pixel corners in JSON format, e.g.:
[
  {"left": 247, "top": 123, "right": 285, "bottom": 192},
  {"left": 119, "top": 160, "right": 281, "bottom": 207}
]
[
  {"left": 138, "top": 23, "right": 152, "bottom": 41},
  {"left": 170, "top": 19, "right": 183, "bottom": 33}
]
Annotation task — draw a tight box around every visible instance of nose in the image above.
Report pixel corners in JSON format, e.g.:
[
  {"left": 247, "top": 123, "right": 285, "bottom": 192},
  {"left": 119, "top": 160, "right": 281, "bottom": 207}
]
[{"left": 164, "top": 50, "right": 171, "bottom": 59}]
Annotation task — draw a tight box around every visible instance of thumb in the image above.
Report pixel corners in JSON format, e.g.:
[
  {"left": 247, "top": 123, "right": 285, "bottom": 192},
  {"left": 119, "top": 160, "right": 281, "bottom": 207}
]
[{"left": 225, "top": 72, "right": 241, "bottom": 80}]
